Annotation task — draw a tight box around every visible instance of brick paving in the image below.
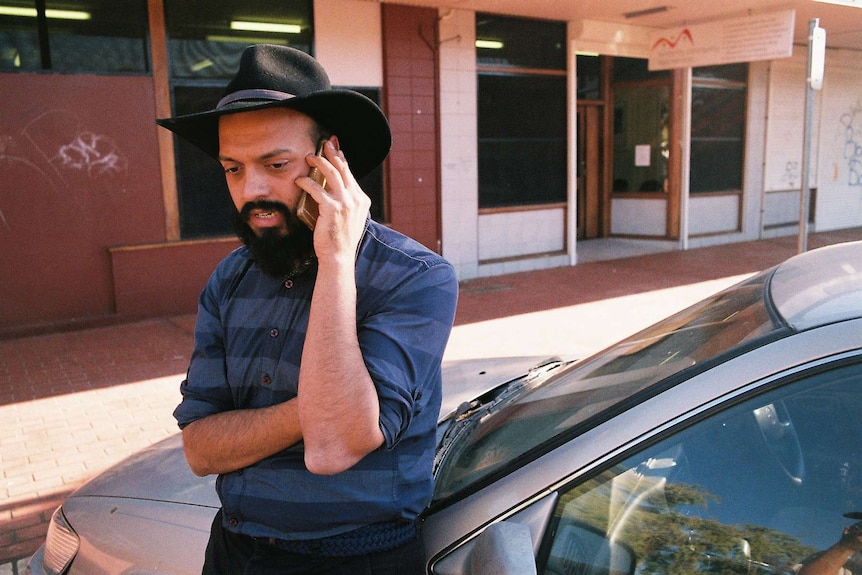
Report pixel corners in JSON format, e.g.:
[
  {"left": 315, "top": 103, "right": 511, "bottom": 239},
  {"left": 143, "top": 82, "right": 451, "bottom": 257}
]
[{"left": 2, "top": 229, "right": 860, "bottom": 570}]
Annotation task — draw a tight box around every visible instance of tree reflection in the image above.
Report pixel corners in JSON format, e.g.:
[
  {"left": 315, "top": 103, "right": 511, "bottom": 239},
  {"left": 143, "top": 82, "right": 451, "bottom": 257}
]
[
  {"left": 557, "top": 475, "right": 817, "bottom": 574},
  {"left": 620, "top": 483, "right": 816, "bottom": 574}
]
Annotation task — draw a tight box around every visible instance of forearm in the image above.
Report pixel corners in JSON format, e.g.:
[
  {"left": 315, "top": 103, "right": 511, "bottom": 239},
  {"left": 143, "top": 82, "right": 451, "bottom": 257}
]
[
  {"left": 298, "top": 256, "right": 384, "bottom": 475},
  {"left": 798, "top": 545, "right": 855, "bottom": 575},
  {"left": 181, "top": 399, "right": 301, "bottom": 476}
]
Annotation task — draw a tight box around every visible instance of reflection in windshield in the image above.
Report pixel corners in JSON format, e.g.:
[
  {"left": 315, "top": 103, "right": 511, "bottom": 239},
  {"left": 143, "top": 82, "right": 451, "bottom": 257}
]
[{"left": 434, "top": 271, "right": 784, "bottom": 502}]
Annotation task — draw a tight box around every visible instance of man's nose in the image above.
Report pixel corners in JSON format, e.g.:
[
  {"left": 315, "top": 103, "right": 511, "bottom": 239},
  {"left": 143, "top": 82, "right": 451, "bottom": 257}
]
[{"left": 241, "top": 168, "right": 270, "bottom": 201}]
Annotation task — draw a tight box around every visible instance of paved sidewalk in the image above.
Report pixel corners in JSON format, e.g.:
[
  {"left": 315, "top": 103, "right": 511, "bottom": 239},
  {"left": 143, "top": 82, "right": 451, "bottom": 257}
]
[{"left": 1, "top": 228, "right": 860, "bottom": 571}]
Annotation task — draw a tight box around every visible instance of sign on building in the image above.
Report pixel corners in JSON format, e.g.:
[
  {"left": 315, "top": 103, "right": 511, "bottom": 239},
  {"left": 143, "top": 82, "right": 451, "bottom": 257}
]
[{"left": 648, "top": 10, "right": 795, "bottom": 70}]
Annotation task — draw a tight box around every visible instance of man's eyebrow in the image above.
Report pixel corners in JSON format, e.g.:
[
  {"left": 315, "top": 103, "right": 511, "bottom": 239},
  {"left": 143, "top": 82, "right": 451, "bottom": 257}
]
[{"left": 218, "top": 148, "right": 297, "bottom": 163}]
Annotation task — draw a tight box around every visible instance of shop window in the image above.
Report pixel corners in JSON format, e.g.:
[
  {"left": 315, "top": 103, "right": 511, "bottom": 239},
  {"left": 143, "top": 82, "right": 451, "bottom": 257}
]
[
  {"left": 690, "top": 63, "right": 747, "bottom": 194},
  {"left": 0, "top": 0, "right": 148, "bottom": 73},
  {"left": 165, "top": 0, "right": 384, "bottom": 238},
  {"left": 476, "top": 14, "right": 567, "bottom": 209},
  {"left": 612, "top": 58, "right": 670, "bottom": 194},
  {"left": 576, "top": 54, "right": 602, "bottom": 101},
  {"left": 612, "top": 56, "right": 669, "bottom": 83}
]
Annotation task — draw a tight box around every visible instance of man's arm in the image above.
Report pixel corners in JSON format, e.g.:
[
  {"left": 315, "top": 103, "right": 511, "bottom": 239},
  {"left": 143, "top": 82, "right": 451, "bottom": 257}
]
[
  {"left": 798, "top": 523, "right": 862, "bottom": 575},
  {"left": 296, "top": 139, "right": 385, "bottom": 475},
  {"left": 181, "top": 399, "right": 302, "bottom": 476}
]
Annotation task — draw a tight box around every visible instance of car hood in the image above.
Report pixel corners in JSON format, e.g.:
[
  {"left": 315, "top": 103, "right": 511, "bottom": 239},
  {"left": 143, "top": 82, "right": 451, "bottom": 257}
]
[{"left": 71, "top": 356, "right": 551, "bottom": 506}]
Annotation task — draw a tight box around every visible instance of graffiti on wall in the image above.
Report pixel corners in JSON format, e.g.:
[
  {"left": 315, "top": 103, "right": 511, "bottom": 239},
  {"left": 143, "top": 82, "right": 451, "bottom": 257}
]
[
  {"left": 0, "top": 110, "right": 128, "bottom": 231},
  {"left": 840, "top": 101, "right": 862, "bottom": 187},
  {"left": 54, "top": 130, "right": 127, "bottom": 177}
]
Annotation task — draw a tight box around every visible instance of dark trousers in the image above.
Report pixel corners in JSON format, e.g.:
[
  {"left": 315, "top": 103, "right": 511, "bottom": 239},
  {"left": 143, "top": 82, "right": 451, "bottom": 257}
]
[{"left": 202, "top": 511, "right": 426, "bottom": 575}]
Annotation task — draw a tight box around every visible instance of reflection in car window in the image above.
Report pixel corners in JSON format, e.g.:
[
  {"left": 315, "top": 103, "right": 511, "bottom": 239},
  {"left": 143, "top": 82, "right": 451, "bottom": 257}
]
[
  {"left": 540, "top": 361, "right": 862, "bottom": 575},
  {"left": 434, "top": 271, "right": 784, "bottom": 502}
]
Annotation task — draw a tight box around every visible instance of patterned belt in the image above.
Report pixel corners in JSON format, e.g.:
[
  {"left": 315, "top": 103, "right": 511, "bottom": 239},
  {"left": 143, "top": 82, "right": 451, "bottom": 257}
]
[{"left": 262, "top": 520, "right": 419, "bottom": 557}]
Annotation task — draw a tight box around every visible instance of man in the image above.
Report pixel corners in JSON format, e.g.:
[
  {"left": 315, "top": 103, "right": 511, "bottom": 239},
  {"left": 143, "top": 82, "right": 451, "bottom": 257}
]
[{"left": 157, "top": 44, "right": 458, "bottom": 574}]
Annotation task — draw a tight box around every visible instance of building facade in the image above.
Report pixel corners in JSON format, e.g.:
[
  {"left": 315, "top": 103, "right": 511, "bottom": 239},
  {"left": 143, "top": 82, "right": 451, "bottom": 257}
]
[{"left": 1, "top": 0, "right": 861, "bottom": 335}]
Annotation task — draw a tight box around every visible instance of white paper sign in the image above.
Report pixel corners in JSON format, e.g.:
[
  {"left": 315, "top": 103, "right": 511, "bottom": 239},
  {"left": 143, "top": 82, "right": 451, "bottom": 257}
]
[{"left": 635, "top": 145, "right": 651, "bottom": 167}]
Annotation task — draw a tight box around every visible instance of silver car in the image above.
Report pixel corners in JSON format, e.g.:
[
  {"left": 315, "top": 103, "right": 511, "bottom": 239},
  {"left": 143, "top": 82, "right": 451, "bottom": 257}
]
[{"left": 30, "top": 241, "right": 862, "bottom": 575}]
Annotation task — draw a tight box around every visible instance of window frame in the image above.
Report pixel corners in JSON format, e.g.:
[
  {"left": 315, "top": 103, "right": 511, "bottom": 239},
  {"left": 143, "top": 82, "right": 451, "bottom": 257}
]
[
  {"left": 0, "top": 0, "right": 150, "bottom": 74},
  {"left": 475, "top": 13, "right": 568, "bottom": 212},
  {"left": 689, "top": 64, "right": 749, "bottom": 196}
]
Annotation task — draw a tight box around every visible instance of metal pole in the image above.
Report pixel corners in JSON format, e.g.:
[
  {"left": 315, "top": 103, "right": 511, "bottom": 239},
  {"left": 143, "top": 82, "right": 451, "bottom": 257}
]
[{"left": 798, "top": 18, "right": 819, "bottom": 254}]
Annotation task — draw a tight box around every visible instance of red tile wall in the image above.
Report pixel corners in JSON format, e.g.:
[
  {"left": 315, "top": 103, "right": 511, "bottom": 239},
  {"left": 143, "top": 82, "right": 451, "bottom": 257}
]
[{"left": 382, "top": 4, "right": 441, "bottom": 253}]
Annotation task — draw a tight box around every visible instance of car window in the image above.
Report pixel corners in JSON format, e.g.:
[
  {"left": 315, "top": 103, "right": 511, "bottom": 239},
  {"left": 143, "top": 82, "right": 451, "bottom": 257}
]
[
  {"left": 434, "top": 271, "right": 783, "bottom": 502},
  {"left": 540, "top": 360, "right": 862, "bottom": 575}
]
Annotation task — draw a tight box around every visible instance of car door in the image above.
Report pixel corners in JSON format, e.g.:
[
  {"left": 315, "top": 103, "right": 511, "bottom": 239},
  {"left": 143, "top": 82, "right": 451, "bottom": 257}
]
[{"left": 539, "top": 358, "right": 862, "bottom": 575}]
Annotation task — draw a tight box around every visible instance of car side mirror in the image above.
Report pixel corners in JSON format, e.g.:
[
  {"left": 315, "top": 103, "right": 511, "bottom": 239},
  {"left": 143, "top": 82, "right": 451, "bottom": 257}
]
[{"left": 470, "top": 521, "right": 537, "bottom": 575}]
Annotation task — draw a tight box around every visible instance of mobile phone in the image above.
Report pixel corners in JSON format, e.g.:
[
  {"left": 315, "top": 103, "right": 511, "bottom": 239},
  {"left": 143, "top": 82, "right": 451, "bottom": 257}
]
[{"left": 296, "top": 140, "right": 327, "bottom": 230}]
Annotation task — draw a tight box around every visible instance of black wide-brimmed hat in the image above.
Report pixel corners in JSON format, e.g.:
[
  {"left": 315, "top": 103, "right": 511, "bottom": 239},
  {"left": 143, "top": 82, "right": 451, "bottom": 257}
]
[{"left": 156, "top": 44, "right": 391, "bottom": 179}]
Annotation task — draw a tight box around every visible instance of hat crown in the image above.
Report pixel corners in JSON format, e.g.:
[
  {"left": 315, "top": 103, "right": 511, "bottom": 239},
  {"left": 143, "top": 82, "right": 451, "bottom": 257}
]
[{"left": 223, "top": 45, "right": 332, "bottom": 101}]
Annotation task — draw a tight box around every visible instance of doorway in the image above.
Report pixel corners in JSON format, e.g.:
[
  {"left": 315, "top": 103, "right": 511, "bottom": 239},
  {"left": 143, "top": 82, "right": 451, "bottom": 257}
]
[{"left": 577, "top": 104, "right": 604, "bottom": 239}]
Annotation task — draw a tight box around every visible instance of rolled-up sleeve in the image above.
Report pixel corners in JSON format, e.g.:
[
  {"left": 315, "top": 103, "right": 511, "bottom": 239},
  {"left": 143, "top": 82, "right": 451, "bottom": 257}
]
[
  {"left": 359, "top": 259, "right": 458, "bottom": 449},
  {"left": 173, "top": 259, "right": 239, "bottom": 430}
]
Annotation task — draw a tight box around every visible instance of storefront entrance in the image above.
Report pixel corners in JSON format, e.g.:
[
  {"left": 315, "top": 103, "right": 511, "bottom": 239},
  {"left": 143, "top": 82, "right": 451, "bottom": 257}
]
[{"left": 576, "top": 103, "right": 604, "bottom": 240}]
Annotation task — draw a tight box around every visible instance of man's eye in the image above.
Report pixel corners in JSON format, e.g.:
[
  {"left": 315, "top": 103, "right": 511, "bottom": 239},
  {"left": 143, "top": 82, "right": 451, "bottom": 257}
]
[
  {"left": 223, "top": 166, "right": 239, "bottom": 174},
  {"left": 270, "top": 161, "right": 288, "bottom": 169}
]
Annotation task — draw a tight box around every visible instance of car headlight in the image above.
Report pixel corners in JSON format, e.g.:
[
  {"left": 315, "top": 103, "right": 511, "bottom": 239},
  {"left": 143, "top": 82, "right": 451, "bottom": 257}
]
[{"left": 42, "top": 507, "right": 79, "bottom": 575}]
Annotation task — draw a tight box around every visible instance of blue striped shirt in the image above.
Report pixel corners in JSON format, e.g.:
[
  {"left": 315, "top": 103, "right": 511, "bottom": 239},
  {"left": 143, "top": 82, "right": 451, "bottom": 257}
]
[{"left": 173, "top": 219, "right": 458, "bottom": 542}]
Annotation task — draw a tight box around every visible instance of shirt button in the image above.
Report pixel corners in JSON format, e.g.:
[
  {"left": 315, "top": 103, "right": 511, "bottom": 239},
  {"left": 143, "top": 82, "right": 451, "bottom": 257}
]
[
  {"left": 262, "top": 375, "right": 272, "bottom": 385},
  {"left": 229, "top": 517, "right": 239, "bottom": 527},
  {"left": 269, "top": 328, "right": 279, "bottom": 338},
  {"left": 284, "top": 279, "right": 294, "bottom": 288}
]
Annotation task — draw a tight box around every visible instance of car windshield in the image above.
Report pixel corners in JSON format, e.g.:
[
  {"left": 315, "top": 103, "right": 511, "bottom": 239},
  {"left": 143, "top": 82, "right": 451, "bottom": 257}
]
[{"left": 433, "top": 269, "right": 787, "bottom": 503}]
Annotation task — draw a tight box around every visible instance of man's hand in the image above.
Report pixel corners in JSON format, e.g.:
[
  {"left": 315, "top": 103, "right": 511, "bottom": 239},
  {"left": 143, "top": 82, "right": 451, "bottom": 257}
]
[
  {"left": 300, "top": 137, "right": 371, "bottom": 262},
  {"left": 838, "top": 522, "right": 862, "bottom": 552}
]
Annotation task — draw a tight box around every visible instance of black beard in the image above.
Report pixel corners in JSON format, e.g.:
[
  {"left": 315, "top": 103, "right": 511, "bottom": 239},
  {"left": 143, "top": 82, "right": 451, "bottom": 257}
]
[{"left": 231, "top": 200, "right": 315, "bottom": 278}]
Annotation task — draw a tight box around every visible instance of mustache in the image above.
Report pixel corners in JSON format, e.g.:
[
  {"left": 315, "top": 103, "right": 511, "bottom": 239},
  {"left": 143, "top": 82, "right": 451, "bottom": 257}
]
[{"left": 240, "top": 200, "right": 290, "bottom": 220}]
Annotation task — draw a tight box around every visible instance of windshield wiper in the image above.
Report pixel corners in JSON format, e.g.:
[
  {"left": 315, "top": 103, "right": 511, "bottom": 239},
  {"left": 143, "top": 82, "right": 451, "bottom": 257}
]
[{"left": 433, "top": 358, "right": 566, "bottom": 473}]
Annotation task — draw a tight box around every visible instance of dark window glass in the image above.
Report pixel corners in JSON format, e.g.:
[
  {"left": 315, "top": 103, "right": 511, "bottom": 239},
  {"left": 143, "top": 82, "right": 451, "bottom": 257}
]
[
  {"left": 612, "top": 56, "right": 669, "bottom": 83},
  {"left": 478, "top": 73, "right": 567, "bottom": 208},
  {"left": 475, "top": 13, "right": 565, "bottom": 70},
  {"left": 476, "top": 14, "right": 567, "bottom": 209},
  {"left": 690, "top": 66, "right": 747, "bottom": 194},
  {"left": 0, "top": 2, "right": 39, "bottom": 70},
  {"left": 173, "top": 86, "right": 231, "bottom": 239},
  {"left": 0, "top": 0, "right": 148, "bottom": 73},
  {"left": 576, "top": 54, "right": 601, "bottom": 100},
  {"left": 693, "top": 62, "right": 748, "bottom": 82},
  {"left": 165, "top": 0, "right": 313, "bottom": 80}
]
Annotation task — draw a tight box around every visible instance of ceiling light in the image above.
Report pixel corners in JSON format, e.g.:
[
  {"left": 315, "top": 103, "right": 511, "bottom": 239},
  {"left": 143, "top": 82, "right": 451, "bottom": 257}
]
[
  {"left": 624, "top": 6, "right": 672, "bottom": 18},
  {"left": 0, "top": 6, "right": 91, "bottom": 20},
  {"left": 230, "top": 21, "right": 302, "bottom": 34},
  {"left": 206, "top": 35, "right": 289, "bottom": 45},
  {"left": 475, "top": 40, "right": 504, "bottom": 49}
]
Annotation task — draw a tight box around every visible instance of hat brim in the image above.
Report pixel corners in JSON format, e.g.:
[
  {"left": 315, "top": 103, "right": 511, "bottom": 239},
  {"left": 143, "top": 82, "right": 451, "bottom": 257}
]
[{"left": 156, "top": 90, "right": 391, "bottom": 180}]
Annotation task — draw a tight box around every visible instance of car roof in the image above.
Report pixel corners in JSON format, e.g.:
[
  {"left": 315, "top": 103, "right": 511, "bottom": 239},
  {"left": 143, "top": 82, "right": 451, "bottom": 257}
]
[{"left": 770, "top": 241, "right": 862, "bottom": 330}]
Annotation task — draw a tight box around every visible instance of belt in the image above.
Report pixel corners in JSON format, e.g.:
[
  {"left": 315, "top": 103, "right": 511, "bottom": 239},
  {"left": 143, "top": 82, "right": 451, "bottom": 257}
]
[{"left": 260, "top": 520, "right": 419, "bottom": 557}]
